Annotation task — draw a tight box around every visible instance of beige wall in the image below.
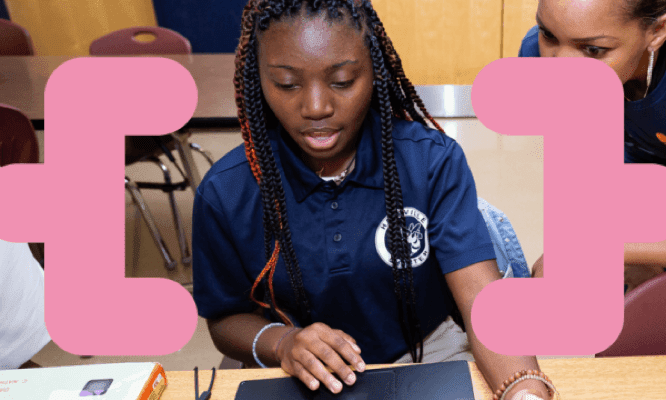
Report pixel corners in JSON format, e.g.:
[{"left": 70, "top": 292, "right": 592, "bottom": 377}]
[
  {"left": 503, "top": 0, "right": 539, "bottom": 58},
  {"left": 373, "top": 0, "right": 538, "bottom": 84}
]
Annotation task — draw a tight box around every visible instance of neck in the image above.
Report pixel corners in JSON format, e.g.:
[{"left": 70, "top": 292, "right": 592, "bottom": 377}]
[{"left": 310, "top": 151, "right": 356, "bottom": 177}]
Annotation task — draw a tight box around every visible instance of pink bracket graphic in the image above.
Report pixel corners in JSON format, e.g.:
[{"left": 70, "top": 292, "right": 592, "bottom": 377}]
[
  {"left": 0, "top": 57, "right": 199, "bottom": 355},
  {"left": 470, "top": 57, "right": 666, "bottom": 355}
]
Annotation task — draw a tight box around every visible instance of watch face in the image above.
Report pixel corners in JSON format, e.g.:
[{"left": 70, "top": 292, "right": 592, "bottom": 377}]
[{"left": 79, "top": 379, "right": 113, "bottom": 396}]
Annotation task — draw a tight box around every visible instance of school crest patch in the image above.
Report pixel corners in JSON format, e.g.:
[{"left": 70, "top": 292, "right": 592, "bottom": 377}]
[{"left": 375, "top": 207, "right": 430, "bottom": 268}]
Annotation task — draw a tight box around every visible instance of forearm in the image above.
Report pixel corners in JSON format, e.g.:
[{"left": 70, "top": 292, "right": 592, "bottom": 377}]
[
  {"left": 206, "top": 311, "right": 298, "bottom": 367},
  {"left": 467, "top": 329, "right": 550, "bottom": 399},
  {"left": 625, "top": 242, "right": 666, "bottom": 267},
  {"left": 19, "top": 359, "right": 41, "bottom": 369}
]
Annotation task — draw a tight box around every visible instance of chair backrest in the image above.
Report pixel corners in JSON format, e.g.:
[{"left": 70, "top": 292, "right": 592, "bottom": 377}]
[
  {"left": 89, "top": 26, "right": 192, "bottom": 55},
  {"left": 0, "top": 104, "right": 39, "bottom": 166},
  {"left": 596, "top": 272, "right": 666, "bottom": 357},
  {"left": 0, "top": 19, "right": 35, "bottom": 55}
]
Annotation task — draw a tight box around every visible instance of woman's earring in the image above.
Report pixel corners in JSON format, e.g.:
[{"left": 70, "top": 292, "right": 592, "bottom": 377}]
[{"left": 645, "top": 49, "right": 655, "bottom": 98}]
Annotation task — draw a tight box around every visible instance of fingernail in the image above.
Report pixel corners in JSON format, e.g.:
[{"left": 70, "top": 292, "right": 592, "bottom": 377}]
[
  {"left": 331, "top": 380, "right": 342, "bottom": 392},
  {"left": 357, "top": 362, "right": 365, "bottom": 372},
  {"left": 352, "top": 343, "right": 361, "bottom": 352},
  {"left": 345, "top": 373, "right": 356, "bottom": 385},
  {"left": 310, "top": 381, "right": 318, "bottom": 390}
]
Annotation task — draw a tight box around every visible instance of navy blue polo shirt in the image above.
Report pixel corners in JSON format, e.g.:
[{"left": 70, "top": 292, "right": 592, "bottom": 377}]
[
  {"left": 519, "top": 25, "right": 666, "bottom": 165},
  {"left": 192, "top": 109, "right": 496, "bottom": 364}
]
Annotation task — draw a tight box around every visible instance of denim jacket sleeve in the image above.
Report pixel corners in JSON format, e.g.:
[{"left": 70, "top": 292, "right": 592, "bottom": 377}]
[{"left": 477, "top": 198, "right": 531, "bottom": 278}]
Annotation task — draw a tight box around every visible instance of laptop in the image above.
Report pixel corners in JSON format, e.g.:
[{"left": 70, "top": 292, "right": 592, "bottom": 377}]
[{"left": 234, "top": 360, "right": 475, "bottom": 400}]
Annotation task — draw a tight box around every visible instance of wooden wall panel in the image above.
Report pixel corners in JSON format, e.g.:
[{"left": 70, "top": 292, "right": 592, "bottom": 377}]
[
  {"left": 502, "top": 0, "right": 539, "bottom": 58},
  {"left": 373, "top": 0, "right": 502, "bottom": 85},
  {"left": 5, "top": 0, "right": 157, "bottom": 56}
]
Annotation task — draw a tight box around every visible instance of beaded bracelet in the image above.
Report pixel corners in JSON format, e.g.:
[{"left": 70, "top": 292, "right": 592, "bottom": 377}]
[
  {"left": 274, "top": 327, "right": 299, "bottom": 363},
  {"left": 252, "top": 322, "right": 285, "bottom": 368},
  {"left": 493, "top": 370, "right": 561, "bottom": 400}
]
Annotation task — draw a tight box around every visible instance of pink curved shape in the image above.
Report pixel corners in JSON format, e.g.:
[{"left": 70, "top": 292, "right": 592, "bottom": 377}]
[
  {"left": 0, "top": 57, "right": 199, "bottom": 355},
  {"left": 470, "top": 57, "right": 666, "bottom": 355}
]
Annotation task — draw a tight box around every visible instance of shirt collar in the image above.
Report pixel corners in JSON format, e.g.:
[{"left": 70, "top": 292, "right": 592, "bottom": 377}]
[{"left": 270, "top": 108, "right": 385, "bottom": 203}]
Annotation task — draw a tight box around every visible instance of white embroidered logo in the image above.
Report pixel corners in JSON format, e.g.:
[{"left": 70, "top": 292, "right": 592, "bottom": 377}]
[{"left": 375, "top": 207, "right": 430, "bottom": 268}]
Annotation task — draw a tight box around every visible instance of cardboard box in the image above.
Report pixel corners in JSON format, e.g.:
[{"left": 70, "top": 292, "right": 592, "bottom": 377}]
[{"left": 0, "top": 362, "right": 166, "bottom": 399}]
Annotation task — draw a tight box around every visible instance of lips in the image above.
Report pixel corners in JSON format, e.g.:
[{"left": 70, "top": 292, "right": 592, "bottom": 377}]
[{"left": 304, "top": 130, "right": 340, "bottom": 150}]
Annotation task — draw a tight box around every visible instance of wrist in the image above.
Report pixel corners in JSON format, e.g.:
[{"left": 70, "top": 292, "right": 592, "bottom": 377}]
[
  {"left": 505, "top": 379, "right": 550, "bottom": 400},
  {"left": 253, "top": 322, "right": 285, "bottom": 368},
  {"left": 275, "top": 327, "right": 301, "bottom": 364}
]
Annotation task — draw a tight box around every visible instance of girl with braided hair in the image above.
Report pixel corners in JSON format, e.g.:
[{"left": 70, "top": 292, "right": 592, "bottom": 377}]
[{"left": 193, "top": 1, "right": 553, "bottom": 399}]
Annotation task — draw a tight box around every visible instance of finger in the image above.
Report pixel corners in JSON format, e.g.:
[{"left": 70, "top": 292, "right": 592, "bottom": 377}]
[
  {"left": 336, "top": 330, "right": 362, "bottom": 354},
  {"left": 326, "top": 331, "right": 365, "bottom": 373},
  {"left": 309, "top": 340, "right": 356, "bottom": 388},
  {"left": 298, "top": 350, "right": 343, "bottom": 394},
  {"left": 290, "top": 359, "right": 321, "bottom": 391}
]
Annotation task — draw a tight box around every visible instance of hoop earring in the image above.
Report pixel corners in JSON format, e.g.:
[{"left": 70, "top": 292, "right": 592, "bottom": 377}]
[{"left": 645, "top": 49, "right": 655, "bottom": 98}]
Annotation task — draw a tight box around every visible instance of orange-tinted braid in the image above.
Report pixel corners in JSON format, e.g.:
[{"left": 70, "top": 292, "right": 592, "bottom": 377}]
[
  {"left": 249, "top": 238, "right": 293, "bottom": 325},
  {"left": 248, "top": 198, "right": 293, "bottom": 325},
  {"left": 372, "top": 23, "right": 445, "bottom": 133},
  {"left": 234, "top": 2, "right": 262, "bottom": 184},
  {"left": 234, "top": 0, "right": 294, "bottom": 324}
]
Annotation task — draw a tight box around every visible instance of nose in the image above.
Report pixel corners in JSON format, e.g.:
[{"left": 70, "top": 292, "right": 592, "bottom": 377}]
[{"left": 301, "top": 83, "right": 334, "bottom": 120}]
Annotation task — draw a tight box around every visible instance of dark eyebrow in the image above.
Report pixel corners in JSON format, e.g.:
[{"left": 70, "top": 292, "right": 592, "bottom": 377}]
[
  {"left": 536, "top": 13, "right": 617, "bottom": 43},
  {"left": 329, "top": 60, "right": 358, "bottom": 70},
  {"left": 268, "top": 64, "right": 296, "bottom": 70},
  {"left": 267, "top": 59, "right": 358, "bottom": 72}
]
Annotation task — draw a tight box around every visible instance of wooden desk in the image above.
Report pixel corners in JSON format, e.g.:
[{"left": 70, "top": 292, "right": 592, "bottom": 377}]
[
  {"left": 0, "top": 54, "right": 239, "bottom": 130},
  {"left": 161, "top": 356, "right": 666, "bottom": 399}
]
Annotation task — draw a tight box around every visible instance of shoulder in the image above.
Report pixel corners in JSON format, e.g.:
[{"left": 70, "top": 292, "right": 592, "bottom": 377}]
[
  {"left": 196, "top": 143, "right": 258, "bottom": 209},
  {"left": 391, "top": 117, "right": 457, "bottom": 150},
  {"left": 391, "top": 117, "right": 466, "bottom": 167},
  {"left": 518, "top": 25, "right": 540, "bottom": 57},
  {"left": 0, "top": 240, "right": 41, "bottom": 280}
]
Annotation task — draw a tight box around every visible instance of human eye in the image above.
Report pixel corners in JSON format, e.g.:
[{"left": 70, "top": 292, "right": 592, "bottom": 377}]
[
  {"left": 274, "top": 82, "right": 298, "bottom": 90},
  {"left": 582, "top": 45, "right": 609, "bottom": 58},
  {"left": 332, "top": 79, "right": 355, "bottom": 89},
  {"left": 538, "top": 26, "right": 556, "bottom": 42}
]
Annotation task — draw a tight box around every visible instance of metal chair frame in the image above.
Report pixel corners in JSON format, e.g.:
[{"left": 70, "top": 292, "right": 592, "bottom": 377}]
[{"left": 90, "top": 27, "right": 214, "bottom": 273}]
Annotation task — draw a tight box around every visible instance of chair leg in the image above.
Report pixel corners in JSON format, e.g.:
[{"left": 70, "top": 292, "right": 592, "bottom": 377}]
[
  {"left": 147, "top": 159, "right": 192, "bottom": 267},
  {"left": 190, "top": 142, "right": 215, "bottom": 166},
  {"left": 172, "top": 131, "right": 202, "bottom": 193},
  {"left": 125, "top": 178, "right": 177, "bottom": 271}
]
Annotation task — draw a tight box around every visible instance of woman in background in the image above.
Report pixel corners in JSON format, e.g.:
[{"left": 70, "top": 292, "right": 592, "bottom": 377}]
[{"left": 519, "top": 0, "right": 666, "bottom": 165}]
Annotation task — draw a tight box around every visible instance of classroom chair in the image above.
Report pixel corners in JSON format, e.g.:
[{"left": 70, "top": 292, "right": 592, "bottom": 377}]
[
  {"left": 596, "top": 272, "right": 666, "bottom": 357},
  {"left": 0, "top": 104, "right": 44, "bottom": 267},
  {"left": 0, "top": 19, "right": 34, "bottom": 56},
  {"left": 0, "top": 104, "right": 38, "bottom": 165},
  {"left": 90, "top": 26, "right": 214, "bottom": 272},
  {"left": 89, "top": 26, "right": 192, "bottom": 55}
]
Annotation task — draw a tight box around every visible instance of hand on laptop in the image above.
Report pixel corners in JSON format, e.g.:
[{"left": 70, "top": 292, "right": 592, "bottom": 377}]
[{"left": 275, "top": 322, "right": 366, "bottom": 394}]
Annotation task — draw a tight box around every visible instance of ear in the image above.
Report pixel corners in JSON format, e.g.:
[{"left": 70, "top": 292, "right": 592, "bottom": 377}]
[{"left": 647, "top": 14, "right": 666, "bottom": 52}]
